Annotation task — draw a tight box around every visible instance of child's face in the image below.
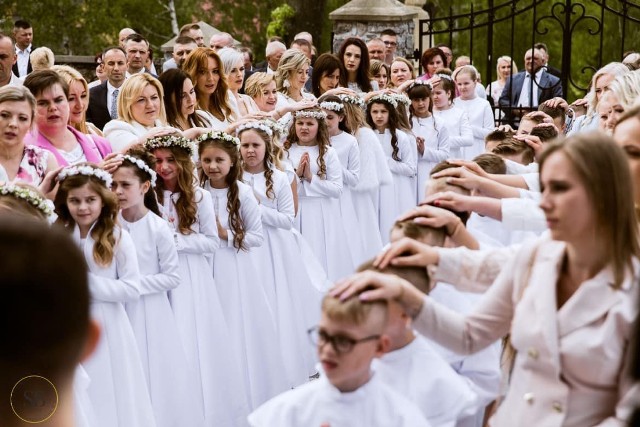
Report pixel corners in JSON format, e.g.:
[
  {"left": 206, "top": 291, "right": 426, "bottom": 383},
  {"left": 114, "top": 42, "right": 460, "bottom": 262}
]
[
  {"left": 66, "top": 183, "right": 103, "bottom": 232},
  {"left": 154, "top": 148, "right": 179, "bottom": 187},
  {"left": 411, "top": 96, "right": 431, "bottom": 118},
  {"left": 317, "top": 312, "right": 385, "bottom": 392},
  {"left": 240, "top": 130, "right": 266, "bottom": 171},
  {"left": 431, "top": 87, "right": 451, "bottom": 109},
  {"left": 112, "top": 166, "right": 149, "bottom": 211},
  {"left": 517, "top": 119, "right": 535, "bottom": 136},
  {"left": 323, "top": 109, "right": 343, "bottom": 135},
  {"left": 200, "top": 145, "right": 232, "bottom": 188},
  {"left": 295, "top": 117, "right": 319, "bottom": 145},
  {"left": 369, "top": 103, "right": 389, "bottom": 131},
  {"left": 455, "top": 72, "right": 476, "bottom": 100}
]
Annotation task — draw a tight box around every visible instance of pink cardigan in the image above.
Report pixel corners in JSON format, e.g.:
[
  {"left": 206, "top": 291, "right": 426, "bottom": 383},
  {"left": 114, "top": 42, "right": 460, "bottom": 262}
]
[{"left": 24, "top": 126, "right": 112, "bottom": 166}]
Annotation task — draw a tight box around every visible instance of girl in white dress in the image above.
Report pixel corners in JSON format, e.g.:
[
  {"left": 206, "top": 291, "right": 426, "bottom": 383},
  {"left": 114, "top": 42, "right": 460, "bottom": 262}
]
[
  {"left": 144, "top": 134, "right": 248, "bottom": 425},
  {"left": 53, "top": 163, "right": 156, "bottom": 427},
  {"left": 407, "top": 81, "right": 450, "bottom": 202},
  {"left": 319, "top": 95, "right": 367, "bottom": 265},
  {"left": 112, "top": 149, "right": 204, "bottom": 427},
  {"left": 339, "top": 94, "right": 392, "bottom": 258},
  {"left": 238, "top": 121, "right": 323, "bottom": 386},
  {"left": 197, "top": 130, "right": 288, "bottom": 409},
  {"left": 432, "top": 72, "right": 474, "bottom": 160},
  {"left": 452, "top": 66, "right": 494, "bottom": 160},
  {"left": 366, "top": 94, "right": 417, "bottom": 243},
  {"left": 284, "top": 108, "right": 354, "bottom": 281}
]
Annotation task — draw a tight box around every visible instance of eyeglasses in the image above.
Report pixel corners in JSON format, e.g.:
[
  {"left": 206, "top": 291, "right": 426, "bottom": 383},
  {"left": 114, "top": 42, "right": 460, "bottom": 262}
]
[
  {"left": 383, "top": 41, "right": 397, "bottom": 47},
  {"left": 307, "top": 326, "right": 380, "bottom": 355}
]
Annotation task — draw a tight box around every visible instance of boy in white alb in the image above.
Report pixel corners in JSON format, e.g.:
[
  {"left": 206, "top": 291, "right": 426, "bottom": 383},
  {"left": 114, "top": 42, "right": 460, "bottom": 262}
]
[
  {"left": 357, "top": 259, "right": 478, "bottom": 427},
  {"left": 248, "top": 289, "right": 430, "bottom": 426}
]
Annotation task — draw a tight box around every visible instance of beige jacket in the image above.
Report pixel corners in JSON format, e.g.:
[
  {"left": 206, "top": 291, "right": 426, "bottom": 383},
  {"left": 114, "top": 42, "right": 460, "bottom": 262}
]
[{"left": 415, "top": 236, "right": 639, "bottom": 426}]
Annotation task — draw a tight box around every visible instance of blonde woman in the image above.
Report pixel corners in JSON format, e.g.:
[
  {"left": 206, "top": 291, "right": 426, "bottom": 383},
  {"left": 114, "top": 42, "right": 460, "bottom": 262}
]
[
  {"left": 245, "top": 72, "right": 315, "bottom": 121},
  {"left": 103, "top": 73, "right": 177, "bottom": 152},
  {"left": 51, "top": 65, "right": 103, "bottom": 136},
  {"left": 486, "top": 56, "right": 517, "bottom": 105},
  {"left": 217, "top": 47, "right": 259, "bottom": 117},
  {"left": 275, "top": 49, "right": 315, "bottom": 106}
]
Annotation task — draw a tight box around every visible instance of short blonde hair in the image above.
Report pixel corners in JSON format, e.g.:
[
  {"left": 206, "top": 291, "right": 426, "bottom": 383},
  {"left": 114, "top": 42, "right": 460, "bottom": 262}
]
[
  {"left": 496, "top": 55, "right": 517, "bottom": 77},
  {"left": 322, "top": 292, "right": 388, "bottom": 330},
  {"left": 30, "top": 47, "right": 55, "bottom": 71},
  {"left": 244, "top": 72, "right": 275, "bottom": 99},
  {"left": 357, "top": 256, "right": 433, "bottom": 295},
  {"left": 117, "top": 73, "right": 167, "bottom": 125}
]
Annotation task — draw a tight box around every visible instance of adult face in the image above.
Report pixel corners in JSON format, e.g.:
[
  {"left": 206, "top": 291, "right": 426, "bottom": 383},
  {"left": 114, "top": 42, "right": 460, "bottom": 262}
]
[
  {"left": 613, "top": 117, "right": 640, "bottom": 204},
  {"left": 13, "top": 26, "right": 33, "bottom": 50},
  {"left": 210, "top": 34, "right": 232, "bottom": 51},
  {"left": 35, "top": 83, "right": 70, "bottom": 131},
  {"left": 426, "top": 54, "right": 444, "bottom": 76},
  {"left": 267, "top": 48, "right": 285, "bottom": 71},
  {"left": 320, "top": 68, "right": 341, "bottom": 94},
  {"left": 180, "top": 77, "right": 197, "bottom": 118},
  {"left": 390, "top": 60, "right": 411, "bottom": 86},
  {"left": 125, "top": 40, "right": 149, "bottom": 73},
  {"left": 367, "top": 41, "right": 386, "bottom": 61},
  {"left": 67, "top": 80, "right": 88, "bottom": 126},
  {"left": 0, "top": 38, "right": 16, "bottom": 86},
  {"left": 226, "top": 58, "right": 245, "bottom": 91},
  {"left": 539, "top": 151, "right": 595, "bottom": 243},
  {"left": 292, "top": 43, "right": 312, "bottom": 60},
  {"left": 118, "top": 29, "right": 135, "bottom": 47},
  {"left": 188, "top": 29, "right": 205, "bottom": 47},
  {"left": 381, "top": 35, "right": 398, "bottom": 57},
  {"left": 594, "top": 73, "right": 615, "bottom": 103},
  {"left": 343, "top": 45, "right": 362, "bottom": 76},
  {"left": 195, "top": 56, "right": 220, "bottom": 95},
  {"left": 173, "top": 42, "right": 197, "bottom": 68},
  {"left": 130, "top": 84, "right": 160, "bottom": 127},
  {"left": 253, "top": 80, "right": 277, "bottom": 112},
  {"left": 524, "top": 49, "right": 544, "bottom": 74},
  {"left": 0, "top": 100, "right": 32, "bottom": 150},
  {"left": 289, "top": 63, "right": 310, "bottom": 93},
  {"left": 439, "top": 46, "right": 453, "bottom": 67},
  {"left": 498, "top": 59, "right": 512, "bottom": 79},
  {"left": 243, "top": 52, "right": 252, "bottom": 71},
  {"left": 103, "top": 49, "right": 127, "bottom": 87},
  {"left": 372, "top": 66, "right": 388, "bottom": 89}
]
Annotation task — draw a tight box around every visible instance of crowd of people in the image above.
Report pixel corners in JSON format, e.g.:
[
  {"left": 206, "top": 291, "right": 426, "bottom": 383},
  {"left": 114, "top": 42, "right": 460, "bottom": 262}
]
[{"left": 2, "top": 17, "right": 640, "bottom": 427}]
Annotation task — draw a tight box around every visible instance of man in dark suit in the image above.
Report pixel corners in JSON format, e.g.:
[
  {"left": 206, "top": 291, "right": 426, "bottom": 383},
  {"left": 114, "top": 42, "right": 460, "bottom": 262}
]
[
  {"left": 499, "top": 48, "right": 563, "bottom": 127},
  {"left": 87, "top": 47, "right": 127, "bottom": 130},
  {"left": 12, "top": 20, "right": 33, "bottom": 78}
]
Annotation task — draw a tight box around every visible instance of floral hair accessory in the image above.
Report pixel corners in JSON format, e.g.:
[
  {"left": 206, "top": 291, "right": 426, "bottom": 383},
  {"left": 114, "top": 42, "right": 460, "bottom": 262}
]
[
  {"left": 319, "top": 101, "right": 344, "bottom": 112},
  {"left": 261, "top": 119, "right": 286, "bottom": 136},
  {"left": 197, "top": 130, "right": 241, "bottom": 148},
  {"left": 236, "top": 121, "right": 274, "bottom": 137},
  {"left": 436, "top": 73, "right": 453, "bottom": 81},
  {"left": 121, "top": 155, "right": 157, "bottom": 187},
  {"left": 406, "top": 79, "right": 433, "bottom": 92},
  {"left": 390, "top": 93, "right": 411, "bottom": 106},
  {"left": 57, "top": 165, "right": 113, "bottom": 188},
  {"left": 0, "top": 184, "right": 53, "bottom": 216},
  {"left": 337, "top": 94, "right": 365, "bottom": 108},
  {"left": 367, "top": 93, "right": 398, "bottom": 108},
  {"left": 294, "top": 109, "right": 327, "bottom": 120},
  {"left": 144, "top": 134, "right": 196, "bottom": 157}
]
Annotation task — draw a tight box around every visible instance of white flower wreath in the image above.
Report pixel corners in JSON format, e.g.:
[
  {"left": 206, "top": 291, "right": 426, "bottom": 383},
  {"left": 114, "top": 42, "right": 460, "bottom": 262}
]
[
  {"left": 436, "top": 73, "right": 453, "bottom": 81},
  {"left": 57, "top": 165, "right": 113, "bottom": 188},
  {"left": 121, "top": 155, "right": 158, "bottom": 187},
  {"left": 236, "top": 121, "right": 274, "bottom": 137},
  {"left": 261, "top": 119, "right": 286, "bottom": 136},
  {"left": 319, "top": 101, "right": 344, "bottom": 112},
  {"left": 0, "top": 184, "right": 53, "bottom": 216},
  {"left": 144, "top": 134, "right": 196, "bottom": 157},
  {"left": 294, "top": 110, "right": 327, "bottom": 120},
  {"left": 196, "top": 130, "right": 241, "bottom": 147},
  {"left": 367, "top": 93, "right": 398, "bottom": 108},
  {"left": 406, "top": 79, "right": 433, "bottom": 92},
  {"left": 337, "top": 94, "right": 365, "bottom": 108},
  {"left": 391, "top": 93, "right": 411, "bottom": 106}
]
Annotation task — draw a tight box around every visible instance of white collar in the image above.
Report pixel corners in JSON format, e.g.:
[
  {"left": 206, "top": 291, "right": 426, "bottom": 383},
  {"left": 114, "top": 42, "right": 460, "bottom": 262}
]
[{"left": 15, "top": 44, "right": 32, "bottom": 53}]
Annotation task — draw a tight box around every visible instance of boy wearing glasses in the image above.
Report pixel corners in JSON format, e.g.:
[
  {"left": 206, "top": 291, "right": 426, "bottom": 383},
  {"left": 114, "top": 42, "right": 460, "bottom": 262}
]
[
  {"left": 380, "top": 29, "right": 398, "bottom": 66},
  {"left": 248, "top": 289, "right": 429, "bottom": 426}
]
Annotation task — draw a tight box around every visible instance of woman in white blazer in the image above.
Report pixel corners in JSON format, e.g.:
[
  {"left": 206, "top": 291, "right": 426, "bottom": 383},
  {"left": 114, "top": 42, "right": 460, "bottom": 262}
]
[{"left": 333, "top": 132, "right": 640, "bottom": 427}]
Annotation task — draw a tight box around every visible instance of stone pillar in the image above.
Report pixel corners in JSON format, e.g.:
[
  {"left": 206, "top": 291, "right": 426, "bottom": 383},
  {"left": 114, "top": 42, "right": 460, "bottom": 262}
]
[{"left": 329, "top": 0, "right": 420, "bottom": 58}]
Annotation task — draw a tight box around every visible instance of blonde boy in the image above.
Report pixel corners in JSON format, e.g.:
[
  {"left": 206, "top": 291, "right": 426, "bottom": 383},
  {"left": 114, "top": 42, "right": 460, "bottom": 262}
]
[{"left": 248, "top": 291, "right": 430, "bottom": 426}]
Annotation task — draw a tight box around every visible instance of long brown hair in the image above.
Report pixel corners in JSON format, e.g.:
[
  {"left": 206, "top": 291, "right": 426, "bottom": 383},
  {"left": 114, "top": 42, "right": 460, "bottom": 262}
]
[
  {"left": 54, "top": 165, "right": 118, "bottom": 266},
  {"left": 119, "top": 145, "right": 161, "bottom": 216},
  {"left": 152, "top": 146, "right": 199, "bottom": 235},
  {"left": 198, "top": 137, "right": 247, "bottom": 251},
  {"left": 284, "top": 109, "right": 331, "bottom": 179},
  {"left": 238, "top": 126, "right": 277, "bottom": 200},
  {"left": 367, "top": 99, "right": 401, "bottom": 161},
  {"left": 182, "top": 47, "right": 234, "bottom": 122}
]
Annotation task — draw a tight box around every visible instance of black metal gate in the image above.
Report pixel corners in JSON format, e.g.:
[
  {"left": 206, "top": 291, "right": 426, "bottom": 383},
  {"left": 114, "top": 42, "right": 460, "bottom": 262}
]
[{"left": 417, "top": 0, "right": 640, "bottom": 105}]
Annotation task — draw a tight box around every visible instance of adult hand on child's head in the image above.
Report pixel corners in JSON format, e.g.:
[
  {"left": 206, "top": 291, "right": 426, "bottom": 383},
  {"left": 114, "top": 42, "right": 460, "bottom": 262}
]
[
  {"left": 496, "top": 124, "right": 515, "bottom": 133},
  {"left": 401, "top": 203, "right": 462, "bottom": 234},
  {"left": 541, "top": 97, "right": 569, "bottom": 111},
  {"left": 331, "top": 270, "right": 409, "bottom": 302},
  {"left": 514, "top": 133, "right": 544, "bottom": 160},
  {"left": 99, "top": 152, "right": 124, "bottom": 174},
  {"left": 38, "top": 166, "right": 64, "bottom": 200},
  {"left": 431, "top": 166, "right": 486, "bottom": 191},
  {"left": 444, "top": 159, "right": 489, "bottom": 178},
  {"left": 374, "top": 236, "right": 439, "bottom": 270},
  {"left": 423, "top": 191, "right": 474, "bottom": 215}
]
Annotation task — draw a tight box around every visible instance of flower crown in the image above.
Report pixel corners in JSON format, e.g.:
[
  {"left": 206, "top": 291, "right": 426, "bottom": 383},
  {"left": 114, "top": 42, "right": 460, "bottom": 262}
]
[
  {"left": 406, "top": 79, "right": 433, "bottom": 92},
  {"left": 391, "top": 93, "right": 411, "bottom": 106},
  {"left": 367, "top": 93, "right": 398, "bottom": 108},
  {"left": 436, "top": 73, "right": 453, "bottom": 81},
  {"left": 121, "top": 155, "right": 157, "bottom": 187},
  {"left": 197, "top": 130, "right": 241, "bottom": 148},
  {"left": 261, "top": 119, "right": 286, "bottom": 136},
  {"left": 0, "top": 184, "right": 53, "bottom": 216},
  {"left": 58, "top": 165, "right": 113, "bottom": 188},
  {"left": 144, "top": 134, "right": 196, "bottom": 157},
  {"left": 236, "top": 121, "right": 273, "bottom": 137},
  {"left": 294, "top": 110, "right": 327, "bottom": 120},
  {"left": 337, "top": 94, "right": 365, "bottom": 108},
  {"left": 319, "top": 101, "right": 344, "bottom": 112}
]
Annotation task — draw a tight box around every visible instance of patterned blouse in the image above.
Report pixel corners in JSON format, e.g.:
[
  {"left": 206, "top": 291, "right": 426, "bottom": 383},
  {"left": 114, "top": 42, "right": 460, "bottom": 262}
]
[{"left": 12, "top": 145, "right": 50, "bottom": 185}]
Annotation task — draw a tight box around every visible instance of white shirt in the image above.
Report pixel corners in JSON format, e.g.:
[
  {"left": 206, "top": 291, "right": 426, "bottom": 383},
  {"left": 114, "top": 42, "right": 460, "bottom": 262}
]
[
  {"left": 15, "top": 43, "right": 32, "bottom": 77},
  {"left": 517, "top": 68, "right": 544, "bottom": 107}
]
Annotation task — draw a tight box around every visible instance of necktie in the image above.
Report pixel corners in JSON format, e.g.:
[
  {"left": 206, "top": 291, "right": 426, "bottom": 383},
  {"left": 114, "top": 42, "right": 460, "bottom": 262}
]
[
  {"left": 520, "top": 74, "right": 531, "bottom": 107},
  {"left": 110, "top": 89, "right": 119, "bottom": 119}
]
